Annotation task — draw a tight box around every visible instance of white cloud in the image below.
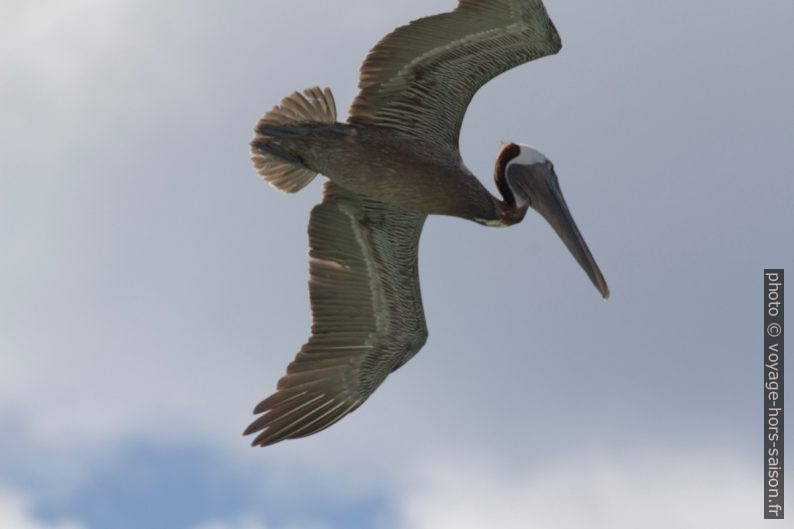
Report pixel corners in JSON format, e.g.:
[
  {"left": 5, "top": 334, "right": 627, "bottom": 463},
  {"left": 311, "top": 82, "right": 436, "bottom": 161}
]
[
  {"left": 192, "top": 520, "right": 269, "bottom": 529},
  {"left": 190, "top": 518, "right": 329, "bottom": 529},
  {"left": 0, "top": 0, "right": 137, "bottom": 134},
  {"left": 397, "top": 447, "right": 762, "bottom": 529},
  {"left": 0, "top": 487, "right": 87, "bottom": 529},
  {"left": 0, "top": 0, "right": 132, "bottom": 88}
]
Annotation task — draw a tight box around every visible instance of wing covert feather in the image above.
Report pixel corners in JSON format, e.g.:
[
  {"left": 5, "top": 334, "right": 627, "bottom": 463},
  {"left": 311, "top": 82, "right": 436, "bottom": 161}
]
[{"left": 348, "top": 0, "right": 562, "bottom": 150}]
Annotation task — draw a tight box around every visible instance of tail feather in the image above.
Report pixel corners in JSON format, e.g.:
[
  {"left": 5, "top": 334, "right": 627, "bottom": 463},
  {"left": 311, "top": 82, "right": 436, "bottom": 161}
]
[{"left": 251, "top": 87, "right": 337, "bottom": 194}]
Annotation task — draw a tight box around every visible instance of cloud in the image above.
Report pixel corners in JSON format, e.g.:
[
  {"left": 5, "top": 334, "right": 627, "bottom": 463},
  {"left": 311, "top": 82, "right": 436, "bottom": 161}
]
[
  {"left": 0, "top": 0, "right": 791, "bottom": 526},
  {"left": 397, "top": 446, "right": 761, "bottom": 529},
  {"left": 0, "top": 0, "right": 130, "bottom": 79},
  {"left": 191, "top": 517, "right": 329, "bottom": 529},
  {"left": 192, "top": 520, "right": 269, "bottom": 529},
  {"left": 0, "top": 0, "right": 136, "bottom": 132},
  {"left": 0, "top": 486, "right": 87, "bottom": 529}
]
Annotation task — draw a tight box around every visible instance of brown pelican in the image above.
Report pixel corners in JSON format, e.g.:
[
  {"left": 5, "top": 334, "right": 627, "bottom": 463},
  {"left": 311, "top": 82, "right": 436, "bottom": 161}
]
[{"left": 244, "top": 0, "right": 608, "bottom": 446}]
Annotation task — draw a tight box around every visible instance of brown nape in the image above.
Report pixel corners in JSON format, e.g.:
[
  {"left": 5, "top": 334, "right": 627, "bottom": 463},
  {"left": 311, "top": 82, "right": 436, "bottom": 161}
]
[{"left": 494, "top": 143, "right": 521, "bottom": 207}]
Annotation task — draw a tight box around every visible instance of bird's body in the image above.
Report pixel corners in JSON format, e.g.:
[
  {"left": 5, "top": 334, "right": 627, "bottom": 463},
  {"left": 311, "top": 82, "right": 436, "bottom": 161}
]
[
  {"left": 257, "top": 123, "right": 501, "bottom": 220},
  {"left": 245, "top": 0, "right": 608, "bottom": 446}
]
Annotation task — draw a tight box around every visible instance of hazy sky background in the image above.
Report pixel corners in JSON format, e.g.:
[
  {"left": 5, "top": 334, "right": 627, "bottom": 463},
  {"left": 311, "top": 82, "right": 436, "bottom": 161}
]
[{"left": 1, "top": 0, "right": 792, "bottom": 528}]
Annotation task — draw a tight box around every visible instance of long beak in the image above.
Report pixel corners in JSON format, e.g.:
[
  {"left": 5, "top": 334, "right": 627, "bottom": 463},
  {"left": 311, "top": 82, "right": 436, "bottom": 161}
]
[{"left": 530, "top": 171, "right": 610, "bottom": 299}]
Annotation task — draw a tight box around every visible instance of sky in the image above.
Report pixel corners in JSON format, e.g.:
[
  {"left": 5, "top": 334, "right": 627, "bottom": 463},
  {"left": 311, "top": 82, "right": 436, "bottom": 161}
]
[{"left": 1, "top": 0, "right": 793, "bottom": 527}]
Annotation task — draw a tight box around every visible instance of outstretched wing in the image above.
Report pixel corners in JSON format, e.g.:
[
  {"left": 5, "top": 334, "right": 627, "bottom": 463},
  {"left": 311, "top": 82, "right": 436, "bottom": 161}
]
[
  {"left": 348, "top": 0, "right": 562, "bottom": 151},
  {"left": 245, "top": 182, "right": 428, "bottom": 446}
]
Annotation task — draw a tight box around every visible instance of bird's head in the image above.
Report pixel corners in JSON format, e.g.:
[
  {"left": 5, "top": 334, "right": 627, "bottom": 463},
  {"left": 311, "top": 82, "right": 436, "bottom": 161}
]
[{"left": 494, "top": 142, "right": 609, "bottom": 298}]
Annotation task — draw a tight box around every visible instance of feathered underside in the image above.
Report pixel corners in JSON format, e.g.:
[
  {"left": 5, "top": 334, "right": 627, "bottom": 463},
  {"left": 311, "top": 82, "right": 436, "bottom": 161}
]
[
  {"left": 348, "top": 0, "right": 562, "bottom": 151},
  {"left": 245, "top": 182, "right": 428, "bottom": 446}
]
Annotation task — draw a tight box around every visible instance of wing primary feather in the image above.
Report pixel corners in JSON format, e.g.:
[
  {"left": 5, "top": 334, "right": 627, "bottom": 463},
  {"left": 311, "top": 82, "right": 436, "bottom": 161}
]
[
  {"left": 245, "top": 393, "right": 326, "bottom": 435},
  {"left": 251, "top": 398, "right": 335, "bottom": 446}
]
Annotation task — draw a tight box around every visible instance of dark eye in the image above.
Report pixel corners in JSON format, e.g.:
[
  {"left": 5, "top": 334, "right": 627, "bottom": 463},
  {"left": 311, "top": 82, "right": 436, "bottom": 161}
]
[{"left": 546, "top": 161, "right": 554, "bottom": 172}]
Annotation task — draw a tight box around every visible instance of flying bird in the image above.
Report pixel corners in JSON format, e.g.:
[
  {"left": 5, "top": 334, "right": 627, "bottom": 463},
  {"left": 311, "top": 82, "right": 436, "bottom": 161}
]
[{"left": 245, "top": 0, "right": 608, "bottom": 446}]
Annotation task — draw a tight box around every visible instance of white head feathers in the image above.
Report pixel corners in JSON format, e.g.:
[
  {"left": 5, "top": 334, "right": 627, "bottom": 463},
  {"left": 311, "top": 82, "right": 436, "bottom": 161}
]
[{"left": 508, "top": 144, "right": 548, "bottom": 167}]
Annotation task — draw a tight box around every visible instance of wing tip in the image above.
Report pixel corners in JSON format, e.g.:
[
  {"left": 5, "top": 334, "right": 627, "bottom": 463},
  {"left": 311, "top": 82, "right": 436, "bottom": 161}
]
[{"left": 244, "top": 387, "right": 362, "bottom": 447}]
